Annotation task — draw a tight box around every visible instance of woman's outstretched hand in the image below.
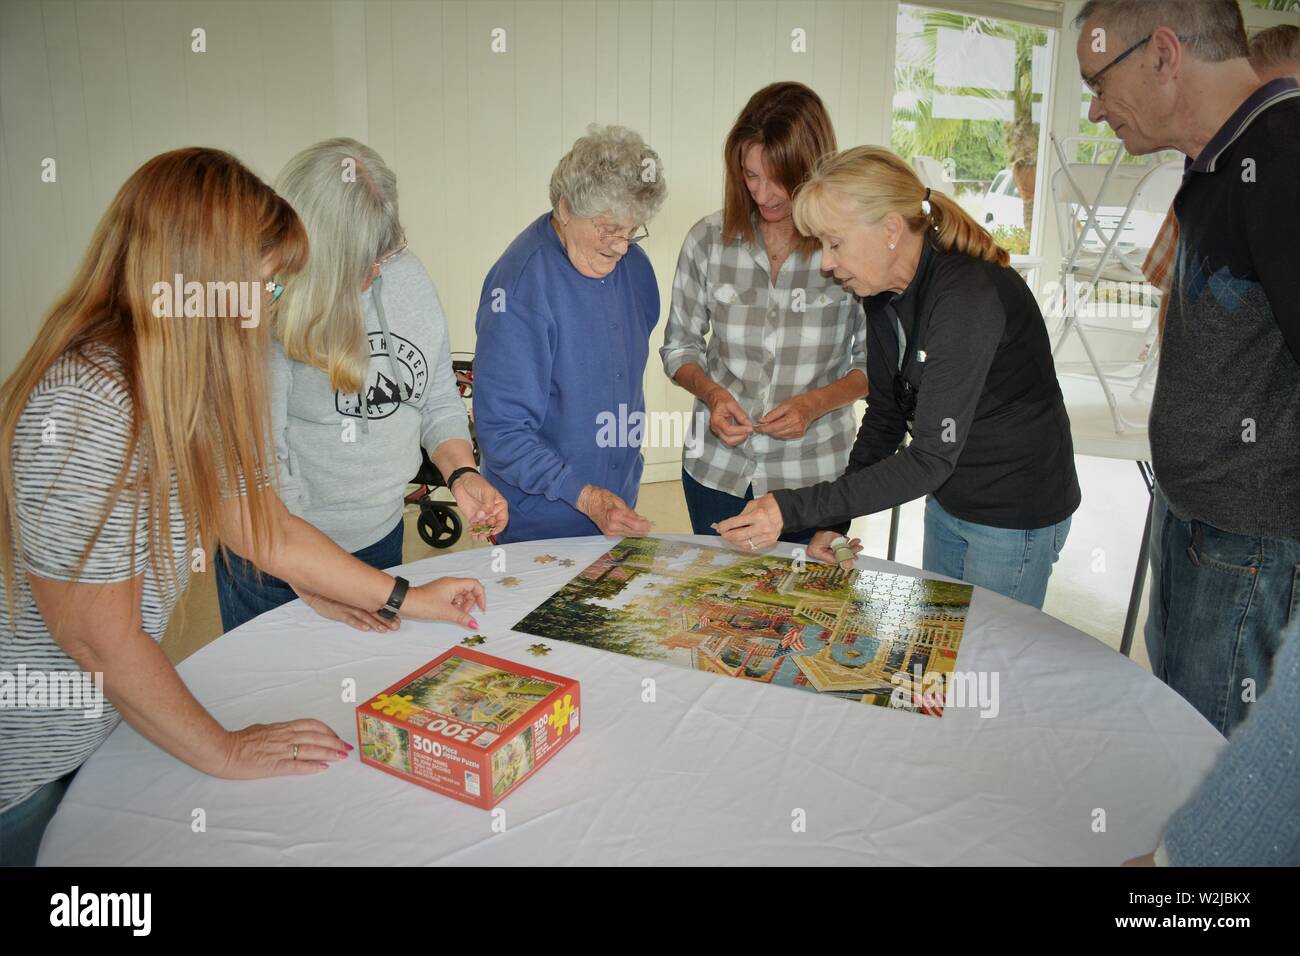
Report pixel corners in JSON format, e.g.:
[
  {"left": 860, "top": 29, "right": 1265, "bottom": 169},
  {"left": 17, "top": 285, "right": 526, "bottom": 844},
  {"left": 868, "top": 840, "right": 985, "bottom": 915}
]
[
  {"left": 716, "top": 494, "right": 784, "bottom": 552},
  {"left": 402, "top": 576, "right": 487, "bottom": 629},
  {"left": 219, "top": 718, "right": 352, "bottom": 777}
]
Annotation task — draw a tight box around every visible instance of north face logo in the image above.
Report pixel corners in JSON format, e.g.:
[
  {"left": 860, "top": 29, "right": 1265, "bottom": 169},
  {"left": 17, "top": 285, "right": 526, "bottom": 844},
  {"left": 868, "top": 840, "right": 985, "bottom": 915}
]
[{"left": 336, "top": 331, "right": 428, "bottom": 420}]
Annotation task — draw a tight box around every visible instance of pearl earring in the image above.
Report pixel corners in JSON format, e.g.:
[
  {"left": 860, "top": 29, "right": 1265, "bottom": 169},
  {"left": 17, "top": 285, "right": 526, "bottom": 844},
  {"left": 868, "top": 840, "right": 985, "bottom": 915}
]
[{"left": 888, "top": 242, "right": 896, "bottom": 250}]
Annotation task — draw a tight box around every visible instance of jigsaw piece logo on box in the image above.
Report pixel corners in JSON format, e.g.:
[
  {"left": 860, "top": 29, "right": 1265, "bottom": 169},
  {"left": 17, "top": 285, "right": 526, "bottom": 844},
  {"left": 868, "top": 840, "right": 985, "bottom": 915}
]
[{"left": 356, "top": 647, "right": 580, "bottom": 809}]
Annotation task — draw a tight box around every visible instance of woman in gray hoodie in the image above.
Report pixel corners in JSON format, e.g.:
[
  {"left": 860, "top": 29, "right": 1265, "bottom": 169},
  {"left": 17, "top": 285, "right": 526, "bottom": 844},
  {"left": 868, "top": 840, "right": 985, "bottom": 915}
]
[{"left": 214, "top": 139, "right": 508, "bottom": 632}]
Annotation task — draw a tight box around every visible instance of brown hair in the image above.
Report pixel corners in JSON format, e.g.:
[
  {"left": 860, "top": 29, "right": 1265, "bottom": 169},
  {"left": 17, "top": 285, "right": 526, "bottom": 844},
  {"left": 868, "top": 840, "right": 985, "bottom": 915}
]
[
  {"left": 0, "top": 148, "right": 308, "bottom": 622},
  {"left": 1249, "top": 25, "right": 1300, "bottom": 73},
  {"left": 722, "top": 82, "right": 837, "bottom": 257},
  {"left": 793, "top": 145, "right": 1011, "bottom": 268}
]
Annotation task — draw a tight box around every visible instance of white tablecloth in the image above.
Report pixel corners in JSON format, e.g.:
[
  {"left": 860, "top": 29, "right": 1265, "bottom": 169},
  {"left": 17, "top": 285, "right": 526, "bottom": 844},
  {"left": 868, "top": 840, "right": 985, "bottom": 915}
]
[{"left": 39, "top": 535, "right": 1225, "bottom": 866}]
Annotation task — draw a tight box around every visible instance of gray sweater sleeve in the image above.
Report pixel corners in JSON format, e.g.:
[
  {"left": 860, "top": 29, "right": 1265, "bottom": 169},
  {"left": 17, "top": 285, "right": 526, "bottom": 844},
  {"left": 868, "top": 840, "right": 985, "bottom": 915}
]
[
  {"left": 772, "top": 267, "right": 1004, "bottom": 532},
  {"left": 268, "top": 339, "right": 305, "bottom": 509},
  {"left": 1159, "top": 615, "right": 1300, "bottom": 865},
  {"left": 415, "top": 275, "right": 473, "bottom": 454}
]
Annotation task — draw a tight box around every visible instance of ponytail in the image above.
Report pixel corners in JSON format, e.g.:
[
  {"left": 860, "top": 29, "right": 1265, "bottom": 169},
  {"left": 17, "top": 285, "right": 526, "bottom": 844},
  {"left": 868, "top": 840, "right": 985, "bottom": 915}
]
[
  {"left": 793, "top": 145, "right": 1010, "bottom": 268},
  {"left": 927, "top": 187, "right": 1009, "bottom": 267}
]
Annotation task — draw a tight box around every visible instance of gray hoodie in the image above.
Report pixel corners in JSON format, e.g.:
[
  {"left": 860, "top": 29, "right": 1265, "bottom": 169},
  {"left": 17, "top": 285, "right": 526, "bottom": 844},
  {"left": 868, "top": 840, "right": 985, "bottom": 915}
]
[{"left": 271, "top": 250, "right": 471, "bottom": 553}]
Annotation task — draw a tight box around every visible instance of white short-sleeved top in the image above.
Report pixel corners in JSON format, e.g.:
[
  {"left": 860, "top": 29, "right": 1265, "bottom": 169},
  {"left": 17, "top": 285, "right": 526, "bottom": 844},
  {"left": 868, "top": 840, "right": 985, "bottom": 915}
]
[{"left": 1, "top": 344, "right": 190, "bottom": 812}]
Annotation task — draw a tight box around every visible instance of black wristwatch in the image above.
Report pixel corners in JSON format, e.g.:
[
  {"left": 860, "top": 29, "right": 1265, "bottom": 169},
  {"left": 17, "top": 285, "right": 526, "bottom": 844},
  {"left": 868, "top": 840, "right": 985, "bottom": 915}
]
[
  {"left": 446, "top": 466, "right": 479, "bottom": 490},
  {"left": 377, "top": 575, "right": 409, "bottom": 621}
]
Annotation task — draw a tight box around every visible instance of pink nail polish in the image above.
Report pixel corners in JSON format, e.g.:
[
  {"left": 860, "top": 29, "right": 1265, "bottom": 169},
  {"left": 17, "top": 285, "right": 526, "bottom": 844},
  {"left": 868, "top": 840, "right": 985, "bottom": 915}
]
[
  {"left": 468, "top": 620, "right": 479, "bottom": 630},
  {"left": 319, "top": 762, "right": 330, "bottom": 769}
]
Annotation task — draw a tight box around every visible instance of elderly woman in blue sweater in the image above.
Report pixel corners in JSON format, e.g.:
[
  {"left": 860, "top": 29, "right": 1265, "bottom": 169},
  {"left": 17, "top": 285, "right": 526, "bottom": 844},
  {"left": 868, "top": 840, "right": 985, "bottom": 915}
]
[{"left": 474, "top": 125, "right": 667, "bottom": 542}]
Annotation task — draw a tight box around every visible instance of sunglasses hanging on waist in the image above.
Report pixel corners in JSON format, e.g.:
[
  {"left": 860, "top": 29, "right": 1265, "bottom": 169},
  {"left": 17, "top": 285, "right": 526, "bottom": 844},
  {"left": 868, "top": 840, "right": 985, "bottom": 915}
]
[{"left": 886, "top": 300, "right": 930, "bottom": 429}]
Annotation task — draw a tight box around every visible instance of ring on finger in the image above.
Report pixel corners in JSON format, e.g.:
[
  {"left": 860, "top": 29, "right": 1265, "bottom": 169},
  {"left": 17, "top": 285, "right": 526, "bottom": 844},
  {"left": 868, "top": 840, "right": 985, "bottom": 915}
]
[
  {"left": 748, "top": 537, "right": 756, "bottom": 551},
  {"left": 292, "top": 743, "right": 299, "bottom": 761}
]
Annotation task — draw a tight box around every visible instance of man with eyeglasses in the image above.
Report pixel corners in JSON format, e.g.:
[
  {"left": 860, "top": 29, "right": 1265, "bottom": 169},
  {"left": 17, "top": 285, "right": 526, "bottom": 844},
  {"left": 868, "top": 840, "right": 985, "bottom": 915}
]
[{"left": 1075, "top": 0, "right": 1300, "bottom": 745}]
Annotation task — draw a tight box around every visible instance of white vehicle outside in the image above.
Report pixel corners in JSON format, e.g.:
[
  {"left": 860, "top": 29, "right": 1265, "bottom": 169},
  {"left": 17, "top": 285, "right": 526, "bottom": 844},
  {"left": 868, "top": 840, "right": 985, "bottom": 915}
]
[{"left": 981, "top": 167, "right": 1165, "bottom": 251}]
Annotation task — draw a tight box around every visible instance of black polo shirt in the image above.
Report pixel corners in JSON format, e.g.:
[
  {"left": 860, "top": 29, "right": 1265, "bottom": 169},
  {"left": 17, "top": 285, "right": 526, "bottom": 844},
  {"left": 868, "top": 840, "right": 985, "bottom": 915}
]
[{"left": 1152, "top": 78, "right": 1300, "bottom": 539}]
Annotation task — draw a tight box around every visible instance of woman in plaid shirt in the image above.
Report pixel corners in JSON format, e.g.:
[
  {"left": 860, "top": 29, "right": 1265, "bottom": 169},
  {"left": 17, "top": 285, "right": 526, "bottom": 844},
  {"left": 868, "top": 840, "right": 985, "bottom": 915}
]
[{"left": 661, "top": 83, "right": 870, "bottom": 545}]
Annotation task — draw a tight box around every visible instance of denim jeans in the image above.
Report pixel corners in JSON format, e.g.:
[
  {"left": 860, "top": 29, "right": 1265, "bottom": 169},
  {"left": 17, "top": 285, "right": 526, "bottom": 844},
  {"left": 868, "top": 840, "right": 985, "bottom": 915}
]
[
  {"left": 922, "top": 495, "right": 1071, "bottom": 610},
  {"left": 681, "top": 468, "right": 815, "bottom": 546},
  {"left": 1145, "top": 484, "right": 1299, "bottom": 738},
  {"left": 0, "top": 770, "right": 76, "bottom": 867},
  {"left": 214, "top": 519, "right": 405, "bottom": 632}
]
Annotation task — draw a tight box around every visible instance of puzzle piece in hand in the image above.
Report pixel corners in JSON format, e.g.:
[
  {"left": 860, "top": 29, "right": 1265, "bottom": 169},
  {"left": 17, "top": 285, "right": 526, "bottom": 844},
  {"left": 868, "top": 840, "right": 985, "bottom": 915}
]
[
  {"left": 370, "top": 693, "right": 417, "bottom": 719},
  {"left": 534, "top": 555, "right": 558, "bottom": 564},
  {"left": 527, "top": 643, "right": 551, "bottom": 656},
  {"left": 461, "top": 635, "right": 486, "bottom": 646},
  {"left": 469, "top": 522, "right": 495, "bottom": 537},
  {"left": 498, "top": 576, "right": 522, "bottom": 588}
]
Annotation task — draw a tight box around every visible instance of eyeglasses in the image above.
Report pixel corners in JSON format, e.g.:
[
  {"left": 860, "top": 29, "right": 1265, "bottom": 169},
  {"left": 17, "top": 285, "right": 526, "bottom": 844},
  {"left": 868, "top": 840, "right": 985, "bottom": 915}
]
[
  {"left": 268, "top": 239, "right": 408, "bottom": 306},
  {"left": 1083, "top": 32, "right": 1152, "bottom": 98},
  {"left": 593, "top": 220, "right": 649, "bottom": 247},
  {"left": 376, "top": 239, "right": 408, "bottom": 267}
]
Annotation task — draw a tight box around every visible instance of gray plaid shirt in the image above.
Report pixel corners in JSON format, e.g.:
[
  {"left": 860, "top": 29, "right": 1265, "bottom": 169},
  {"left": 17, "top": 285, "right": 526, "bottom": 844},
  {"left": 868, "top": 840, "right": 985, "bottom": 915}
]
[{"left": 661, "top": 210, "right": 868, "bottom": 498}]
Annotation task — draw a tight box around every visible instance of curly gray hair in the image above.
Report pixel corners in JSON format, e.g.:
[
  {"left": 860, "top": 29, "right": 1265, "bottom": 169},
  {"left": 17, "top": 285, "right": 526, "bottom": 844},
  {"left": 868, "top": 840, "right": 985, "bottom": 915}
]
[{"left": 548, "top": 124, "right": 667, "bottom": 225}]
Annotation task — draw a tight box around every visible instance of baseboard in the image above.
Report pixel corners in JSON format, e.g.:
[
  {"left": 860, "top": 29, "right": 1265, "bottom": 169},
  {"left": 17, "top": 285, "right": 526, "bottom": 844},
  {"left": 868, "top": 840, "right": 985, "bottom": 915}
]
[{"left": 641, "top": 460, "right": 683, "bottom": 485}]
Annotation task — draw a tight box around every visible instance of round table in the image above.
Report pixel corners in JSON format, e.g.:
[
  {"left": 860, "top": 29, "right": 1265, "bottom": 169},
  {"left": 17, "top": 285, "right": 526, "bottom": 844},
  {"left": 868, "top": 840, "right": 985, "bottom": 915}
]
[{"left": 38, "top": 535, "right": 1225, "bottom": 866}]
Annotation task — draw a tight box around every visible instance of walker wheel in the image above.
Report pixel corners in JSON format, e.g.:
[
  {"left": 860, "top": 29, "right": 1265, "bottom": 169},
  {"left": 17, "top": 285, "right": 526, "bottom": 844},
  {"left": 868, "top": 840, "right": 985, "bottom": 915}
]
[{"left": 418, "top": 503, "right": 462, "bottom": 549}]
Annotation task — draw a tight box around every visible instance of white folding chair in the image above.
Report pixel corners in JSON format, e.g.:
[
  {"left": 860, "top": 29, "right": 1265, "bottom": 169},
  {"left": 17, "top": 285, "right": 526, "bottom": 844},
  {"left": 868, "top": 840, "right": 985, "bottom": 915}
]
[{"left": 1046, "top": 133, "right": 1181, "bottom": 433}]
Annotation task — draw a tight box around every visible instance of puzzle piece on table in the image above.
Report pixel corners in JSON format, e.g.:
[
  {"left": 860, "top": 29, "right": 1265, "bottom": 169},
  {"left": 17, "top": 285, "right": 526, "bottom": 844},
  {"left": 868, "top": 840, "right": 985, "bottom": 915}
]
[
  {"left": 497, "top": 576, "right": 522, "bottom": 588},
  {"left": 534, "top": 554, "right": 558, "bottom": 564},
  {"left": 527, "top": 643, "right": 551, "bottom": 656},
  {"left": 557, "top": 558, "right": 575, "bottom": 567},
  {"left": 370, "top": 693, "right": 417, "bottom": 719},
  {"left": 460, "top": 635, "right": 486, "bottom": 646}
]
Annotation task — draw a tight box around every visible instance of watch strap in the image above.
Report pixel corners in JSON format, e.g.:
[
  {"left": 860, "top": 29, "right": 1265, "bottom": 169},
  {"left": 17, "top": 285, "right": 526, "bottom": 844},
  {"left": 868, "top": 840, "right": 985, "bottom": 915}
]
[
  {"left": 446, "top": 466, "right": 479, "bottom": 489},
  {"left": 377, "top": 575, "right": 409, "bottom": 621}
]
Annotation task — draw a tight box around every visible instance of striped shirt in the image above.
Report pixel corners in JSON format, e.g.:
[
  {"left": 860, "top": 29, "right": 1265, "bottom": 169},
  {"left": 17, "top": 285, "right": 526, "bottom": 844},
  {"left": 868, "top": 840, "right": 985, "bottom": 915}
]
[
  {"left": 0, "top": 345, "right": 190, "bottom": 812},
  {"left": 661, "top": 211, "right": 868, "bottom": 498}
]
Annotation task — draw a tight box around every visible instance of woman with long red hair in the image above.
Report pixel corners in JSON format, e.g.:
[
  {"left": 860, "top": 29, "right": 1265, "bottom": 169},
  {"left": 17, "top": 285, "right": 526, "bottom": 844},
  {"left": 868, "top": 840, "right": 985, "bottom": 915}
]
[{"left": 0, "top": 148, "right": 485, "bottom": 865}]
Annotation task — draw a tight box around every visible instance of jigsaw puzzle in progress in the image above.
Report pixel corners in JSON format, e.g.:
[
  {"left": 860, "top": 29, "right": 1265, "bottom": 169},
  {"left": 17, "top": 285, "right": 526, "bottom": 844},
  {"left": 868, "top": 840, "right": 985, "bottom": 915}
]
[{"left": 512, "top": 537, "right": 974, "bottom": 716}]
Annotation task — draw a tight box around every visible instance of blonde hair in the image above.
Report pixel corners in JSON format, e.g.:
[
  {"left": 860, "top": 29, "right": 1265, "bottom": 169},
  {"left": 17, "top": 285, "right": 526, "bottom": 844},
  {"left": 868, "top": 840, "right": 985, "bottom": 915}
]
[
  {"left": 0, "top": 148, "right": 308, "bottom": 622},
  {"left": 793, "top": 145, "right": 1010, "bottom": 268},
  {"left": 274, "top": 138, "right": 404, "bottom": 395}
]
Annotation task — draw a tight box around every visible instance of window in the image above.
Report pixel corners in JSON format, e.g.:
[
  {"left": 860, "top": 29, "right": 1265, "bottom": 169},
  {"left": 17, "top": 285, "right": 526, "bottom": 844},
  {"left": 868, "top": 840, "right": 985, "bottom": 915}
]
[{"left": 892, "top": 4, "right": 1054, "bottom": 258}]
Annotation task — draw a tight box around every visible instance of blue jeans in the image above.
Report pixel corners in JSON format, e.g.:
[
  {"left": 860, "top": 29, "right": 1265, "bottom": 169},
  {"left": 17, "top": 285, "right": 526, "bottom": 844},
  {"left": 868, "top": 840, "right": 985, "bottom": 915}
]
[
  {"left": 0, "top": 770, "right": 76, "bottom": 867},
  {"left": 1145, "top": 484, "right": 1299, "bottom": 737},
  {"left": 681, "top": 468, "right": 815, "bottom": 546},
  {"left": 922, "top": 495, "right": 1070, "bottom": 610},
  {"left": 215, "top": 519, "right": 405, "bottom": 632}
]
